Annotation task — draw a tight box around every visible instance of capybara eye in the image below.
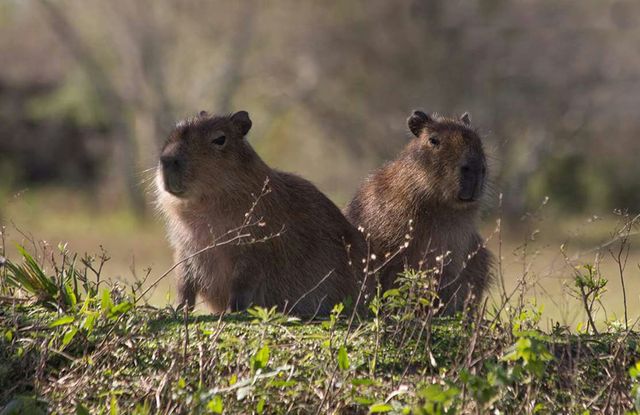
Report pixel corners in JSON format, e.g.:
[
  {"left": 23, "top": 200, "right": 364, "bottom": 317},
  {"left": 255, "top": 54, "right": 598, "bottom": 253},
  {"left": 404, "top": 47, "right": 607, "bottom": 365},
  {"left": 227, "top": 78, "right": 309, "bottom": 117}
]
[
  {"left": 429, "top": 136, "right": 440, "bottom": 146},
  {"left": 211, "top": 135, "right": 226, "bottom": 147}
]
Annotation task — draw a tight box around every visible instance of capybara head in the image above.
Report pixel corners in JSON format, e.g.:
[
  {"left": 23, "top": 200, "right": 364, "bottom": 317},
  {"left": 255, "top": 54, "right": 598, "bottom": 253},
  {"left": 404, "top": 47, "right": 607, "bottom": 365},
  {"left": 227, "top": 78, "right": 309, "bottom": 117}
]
[
  {"left": 158, "top": 110, "right": 254, "bottom": 199},
  {"left": 406, "top": 110, "right": 487, "bottom": 208}
]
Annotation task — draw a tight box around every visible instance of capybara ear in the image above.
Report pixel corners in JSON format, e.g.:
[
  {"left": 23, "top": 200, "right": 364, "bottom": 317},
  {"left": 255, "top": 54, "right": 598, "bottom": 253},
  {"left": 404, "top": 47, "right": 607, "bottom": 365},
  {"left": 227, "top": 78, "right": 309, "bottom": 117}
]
[
  {"left": 199, "top": 110, "right": 208, "bottom": 118},
  {"left": 460, "top": 112, "right": 471, "bottom": 126},
  {"left": 407, "top": 110, "right": 434, "bottom": 137},
  {"left": 231, "top": 111, "right": 252, "bottom": 137}
]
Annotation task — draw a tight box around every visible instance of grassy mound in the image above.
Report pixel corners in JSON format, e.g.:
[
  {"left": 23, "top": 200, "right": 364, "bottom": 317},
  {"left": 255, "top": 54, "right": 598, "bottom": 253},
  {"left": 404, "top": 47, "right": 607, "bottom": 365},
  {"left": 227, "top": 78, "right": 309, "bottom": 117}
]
[{"left": 1, "top": 246, "right": 640, "bottom": 414}]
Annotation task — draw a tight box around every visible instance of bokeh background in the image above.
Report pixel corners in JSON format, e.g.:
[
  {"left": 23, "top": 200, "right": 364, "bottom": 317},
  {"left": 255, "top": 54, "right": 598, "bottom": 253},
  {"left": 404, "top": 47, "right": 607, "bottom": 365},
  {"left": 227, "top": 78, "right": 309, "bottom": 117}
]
[{"left": 1, "top": 0, "right": 639, "bottom": 327}]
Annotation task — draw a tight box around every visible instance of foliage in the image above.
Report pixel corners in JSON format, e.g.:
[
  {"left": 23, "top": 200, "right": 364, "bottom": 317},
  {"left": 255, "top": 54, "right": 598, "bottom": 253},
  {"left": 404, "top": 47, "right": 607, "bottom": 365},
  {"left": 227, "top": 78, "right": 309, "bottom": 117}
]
[
  {"left": 1, "top": 245, "right": 639, "bottom": 413},
  {"left": 4, "top": 2, "right": 640, "bottom": 215}
]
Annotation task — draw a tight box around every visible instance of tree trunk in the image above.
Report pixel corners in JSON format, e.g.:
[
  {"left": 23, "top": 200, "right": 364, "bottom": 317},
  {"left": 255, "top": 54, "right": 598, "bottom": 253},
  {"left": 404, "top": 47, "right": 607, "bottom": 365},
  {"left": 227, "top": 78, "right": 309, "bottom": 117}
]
[
  {"left": 213, "top": 3, "right": 256, "bottom": 113},
  {"left": 38, "top": 1, "right": 147, "bottom": 216}
]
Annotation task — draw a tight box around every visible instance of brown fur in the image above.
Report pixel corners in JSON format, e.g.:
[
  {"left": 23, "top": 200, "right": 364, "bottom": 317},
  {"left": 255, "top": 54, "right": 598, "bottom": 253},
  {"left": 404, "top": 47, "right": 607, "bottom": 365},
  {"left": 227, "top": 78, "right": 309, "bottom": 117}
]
[
  {"left": 156, "top": 111, "right": 366, "bottom": 316},
  {"left": 345, "top": 111, "right": 493, "bottom": 314}
]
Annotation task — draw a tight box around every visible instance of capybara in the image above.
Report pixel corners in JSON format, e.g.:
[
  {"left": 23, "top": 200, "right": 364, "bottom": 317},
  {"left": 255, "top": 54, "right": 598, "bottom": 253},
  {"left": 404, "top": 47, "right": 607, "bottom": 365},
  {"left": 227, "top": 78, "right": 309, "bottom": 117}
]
[
  {"left": 156, "top": 110, "right": 366, "bottom": 316},
  {"left": 345, "top": 110, "right": 492, "bottom": 314}
]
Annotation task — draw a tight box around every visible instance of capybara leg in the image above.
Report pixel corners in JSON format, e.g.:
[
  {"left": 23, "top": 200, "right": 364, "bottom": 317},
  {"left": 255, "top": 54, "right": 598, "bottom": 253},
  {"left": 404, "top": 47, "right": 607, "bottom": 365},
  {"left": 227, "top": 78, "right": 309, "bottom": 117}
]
[
  {"left": 462, "top": 245, "right": 492, "bottom": 311},
  {"left": 440, "top": 245, "right": 492, "bottom": 316},
  {"left": 177, "top": 277, "right": 197, "bottom": 312},
  {"left": 438, "top": 281, "right": 471, "bottom": 316},
  {"left": 229, "top": 276, "right": 263, "bottom": 312},
  {"left": 229, "top": 289, "right": 254, "bottom": 312},
  {"left": 227, "top": 256, "right": 267, "bottom": 312}
]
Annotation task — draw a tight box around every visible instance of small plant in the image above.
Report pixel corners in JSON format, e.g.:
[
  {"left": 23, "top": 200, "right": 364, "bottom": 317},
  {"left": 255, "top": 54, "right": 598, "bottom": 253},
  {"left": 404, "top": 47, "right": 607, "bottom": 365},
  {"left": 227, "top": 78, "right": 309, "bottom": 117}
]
[
  {"left": 247, "top": 305, "right": 284, "bottom": 325},
  {"left": 3, "top": 245, "right": 80, "bottom": 311},
  {"left": 412, "top": 383, "right": 461, "bottom": 415},
  {"left": 2, "top": 243, "right": 134, "bottom": 361},
  {"left": 503, "top": 335, "right": 553, "bottom": 379},
  {"left": 570, "top": 263, "right": 607, "bottom": 334},
  {"left": 379, "top": 269, "right": 440, "bottom": 347}
]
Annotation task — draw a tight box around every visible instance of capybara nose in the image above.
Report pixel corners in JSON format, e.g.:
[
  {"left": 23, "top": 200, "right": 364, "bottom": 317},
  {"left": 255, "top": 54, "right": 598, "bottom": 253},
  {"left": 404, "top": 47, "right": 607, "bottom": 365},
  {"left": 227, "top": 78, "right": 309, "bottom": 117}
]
[
  {"left": 458, "top": 164, "right": 483, "bottom": 201},
  {"left": 458, "top": 189, "right": 476, "bottom": 201},
  {"left": 160, "top": 155, "right": 186, "bottom": 196},
  {"left": 161, "top": 155, "right": 183, "bottom": 173}
]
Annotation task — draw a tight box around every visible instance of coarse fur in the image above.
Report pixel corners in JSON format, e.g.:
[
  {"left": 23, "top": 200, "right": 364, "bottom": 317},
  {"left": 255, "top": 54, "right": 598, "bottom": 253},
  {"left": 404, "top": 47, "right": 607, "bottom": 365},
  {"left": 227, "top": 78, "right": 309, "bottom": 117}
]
[
  {"left": 345, "top": 110, "right": 493, "bottom": 314},
  {"left": 156, "top": 111, "right": 367, "bottom": 316}
]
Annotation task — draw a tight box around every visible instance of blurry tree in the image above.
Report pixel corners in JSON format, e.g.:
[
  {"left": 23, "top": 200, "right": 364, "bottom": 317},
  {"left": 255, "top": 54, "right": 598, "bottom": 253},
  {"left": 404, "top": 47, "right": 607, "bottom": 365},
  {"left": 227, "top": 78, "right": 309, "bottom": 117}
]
[
  {"left": 213, "top": 4, "right": 256, "bottom": 113},
  {"left": 37, "top": 0, "right": 160, "bottom": 214},
  {"left": 36, "top": 0, "right": 256, "bottom": 214},
  {"left": 243, "top": 0, "right": 640, "bottom": 217},
  {"left": 2, "top": 0, "right": 640, "bottom": 218}
]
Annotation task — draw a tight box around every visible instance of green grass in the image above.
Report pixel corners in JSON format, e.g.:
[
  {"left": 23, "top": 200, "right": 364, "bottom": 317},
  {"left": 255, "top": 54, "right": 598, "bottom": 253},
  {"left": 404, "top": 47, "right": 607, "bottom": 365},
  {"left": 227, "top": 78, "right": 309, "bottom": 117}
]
[
  {"left": 2, "top": 244, "right": 640, "bottom": 414},
  {"left": 2, "top": 300, "right": 639, "bottom": 414},
  {"left": 3, "top": 189, "right": 640, "bottom": 413}
]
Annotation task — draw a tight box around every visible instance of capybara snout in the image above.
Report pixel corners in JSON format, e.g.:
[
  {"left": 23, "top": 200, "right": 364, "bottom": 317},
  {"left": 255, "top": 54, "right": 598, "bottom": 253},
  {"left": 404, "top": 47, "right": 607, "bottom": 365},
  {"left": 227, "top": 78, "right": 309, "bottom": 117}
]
[
  {"left": 458, "top": 154, "right": 486, "bottom": 202},
  {"left": 160, "top": 150, "right": 187, "bottom": 196}
]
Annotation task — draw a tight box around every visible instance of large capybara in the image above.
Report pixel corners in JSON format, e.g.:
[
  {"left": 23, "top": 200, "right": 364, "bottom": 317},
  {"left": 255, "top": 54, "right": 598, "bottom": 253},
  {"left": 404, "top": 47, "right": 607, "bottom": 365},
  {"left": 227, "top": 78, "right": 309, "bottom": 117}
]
[
  {"left": 345, "top": 110, "right": 492, "bottom": 314},
  {"left": 156, "top": 110, "right": 367, "bottom": 316}
]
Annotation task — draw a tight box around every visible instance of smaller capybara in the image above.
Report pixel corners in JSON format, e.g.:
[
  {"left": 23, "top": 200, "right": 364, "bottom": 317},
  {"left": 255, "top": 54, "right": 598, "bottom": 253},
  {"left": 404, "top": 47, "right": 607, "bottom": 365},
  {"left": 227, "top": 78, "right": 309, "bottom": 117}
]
[
  {"left": 156, "top": 110, "right": 366, "bottom": 316},
  {"left": 345, "top": 110, "right": 492, "bottom": 314}
]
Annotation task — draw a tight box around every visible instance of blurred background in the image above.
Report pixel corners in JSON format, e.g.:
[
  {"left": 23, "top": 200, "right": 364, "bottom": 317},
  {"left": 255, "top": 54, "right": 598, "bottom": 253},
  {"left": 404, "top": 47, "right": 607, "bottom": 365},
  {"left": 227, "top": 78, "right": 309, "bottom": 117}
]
[{"left": 1, "top": 0, "right": 639, "bottom": 326}]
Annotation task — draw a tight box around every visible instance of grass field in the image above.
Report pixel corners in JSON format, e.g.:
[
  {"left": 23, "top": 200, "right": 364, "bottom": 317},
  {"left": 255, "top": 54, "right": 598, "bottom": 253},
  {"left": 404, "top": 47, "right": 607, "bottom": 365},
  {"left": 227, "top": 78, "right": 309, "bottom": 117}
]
[
  {"left": 2, "top": 188, "right": 640, "bottom": 413},
  {"left": 2, "top": 302, "right": 639, "bottom": 414},
  {"left": 3, "top": 188, "right": 639, "bottom": 329},
  {"left": 2, "top": 252, "right": 640, "bottom": 413}
]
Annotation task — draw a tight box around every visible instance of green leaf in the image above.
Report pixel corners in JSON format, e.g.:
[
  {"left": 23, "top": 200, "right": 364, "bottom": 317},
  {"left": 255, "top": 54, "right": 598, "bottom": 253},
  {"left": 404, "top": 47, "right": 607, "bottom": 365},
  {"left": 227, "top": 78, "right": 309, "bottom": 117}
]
[
  {"left": 270, "top": 379, "right": 297, "bottom": 388},
  {"left": 354, "top": 396, "right": 374, "bottom": 405},
  {"left": 352, "top": 378, "right": 374, "bottom": 386},
  {"left": 50, "top": 315, "right": 75, "bottom": 328},
  {"left": 80, "top": 293, "right": 92, "bottom": 313},
  {"left": 369, "top": 402, "right": 393, "bottom": 413},
  {"left": 5, "top": 245, "right": 58, "bottom": 303},
  {"left": 110, "top": 394, "right": 119, "bottom": 415},
  {"left": 338, "top": 346, "right": 350, "bottom": 371},
  {"left": 76, "top": 403, "right": 90, "bottom": 415},
  {"left": 418, "top": 384, "right": 460, "bottom": 403},
  {"left": 533, "top": 403, "right": 546, "bottom": 413},
  {"left": 81, "top": 313, "right": 97, "bottom": 332},
  {"left": 252, "top": 345, "right": 270, "bottom": 371},
  {"left": 101, "top": 289, "right": 113, "bottom": 314},
  {"left": 207, "top": 395, "right": 223, "bottom": 414},
  {"left": 109, "top": 301, "right": 133, "bottom": 317},
  {"left": 18, "top": 245, "right": 56, "bottom": 291},
  {"left": 62, "top": 326, "right": 78, "bottom": 347},
  {"left": 630, "top": 361, "right": 640, "bottom": 379},
  {"left": 382, "top": 289, "right": 400, "bottom": 299},
  {"left": 256, "top": 397, "right": 266, "bottom": 414},
  {"left": 331, "top": 302, "right": 345, "bottom": 315}
]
